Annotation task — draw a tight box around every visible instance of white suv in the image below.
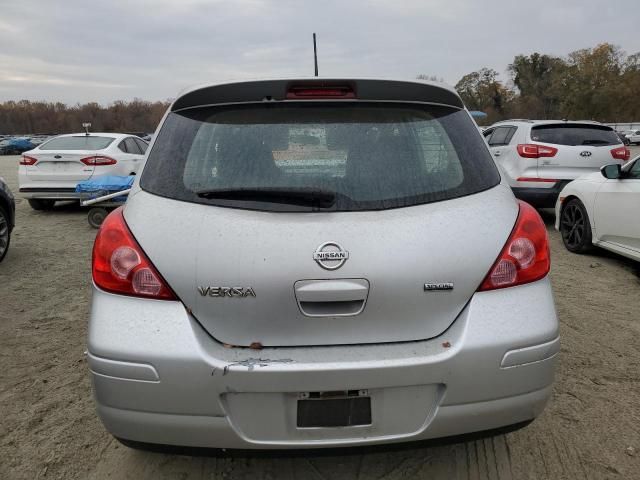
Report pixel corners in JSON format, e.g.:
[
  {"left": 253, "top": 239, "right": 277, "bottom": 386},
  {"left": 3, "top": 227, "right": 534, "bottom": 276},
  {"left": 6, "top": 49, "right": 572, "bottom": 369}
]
[{"left": 483, "top": 120, "right": 629, "bottom": 208}]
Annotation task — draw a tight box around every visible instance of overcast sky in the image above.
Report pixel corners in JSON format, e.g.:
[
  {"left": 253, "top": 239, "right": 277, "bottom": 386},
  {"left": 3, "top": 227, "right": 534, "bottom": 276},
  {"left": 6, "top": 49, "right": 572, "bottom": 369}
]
[{"left": 1, "top": 0, "right": 638, "bottom": 104}]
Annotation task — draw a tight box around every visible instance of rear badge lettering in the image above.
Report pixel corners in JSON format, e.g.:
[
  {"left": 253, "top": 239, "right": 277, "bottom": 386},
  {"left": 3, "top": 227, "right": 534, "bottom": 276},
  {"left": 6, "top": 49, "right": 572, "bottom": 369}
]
[
  {"left": 424, "top": 282, "right": 454, "bottom": 291},
  {"left": 198, "top": 286, "right": 256, "bottom": 298}
]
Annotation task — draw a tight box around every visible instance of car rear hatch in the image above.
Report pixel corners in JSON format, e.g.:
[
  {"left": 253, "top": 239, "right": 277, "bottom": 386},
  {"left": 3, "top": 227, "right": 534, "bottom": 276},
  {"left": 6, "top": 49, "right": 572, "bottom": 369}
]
[
  {"left": 25, "top": 135, "right": 116, "bottom": 183},
  {"left": 25, "top": 151, "right": 97, "bottom": 182},
  {"left": 529, "top": 123, "right": 626, "bottom": 180},
  {"left": 127, "top": 79, "right": 515, "bottom": 347}
]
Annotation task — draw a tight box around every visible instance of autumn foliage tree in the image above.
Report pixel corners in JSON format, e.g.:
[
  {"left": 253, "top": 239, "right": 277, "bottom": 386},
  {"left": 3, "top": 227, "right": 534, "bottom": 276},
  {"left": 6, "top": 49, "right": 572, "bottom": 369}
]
[
  {"left": 0, "top": 99, "right": 169, "bottom": 134},
  {"left": 454, "top": 68, "right": 514, "bottom": 124},
  {"left": 2, "top": 43, "right": 639, "bottom": 133},
  {"left": 453, "top": 43, "right": 640, "bottom": 124}
]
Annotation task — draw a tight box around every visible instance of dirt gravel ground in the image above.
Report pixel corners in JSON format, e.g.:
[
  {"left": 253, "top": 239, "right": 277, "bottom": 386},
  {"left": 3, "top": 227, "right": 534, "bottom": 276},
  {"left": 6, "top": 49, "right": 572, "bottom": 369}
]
[{"left": 1, "top": 152, "right": 639, "bottom": 480}]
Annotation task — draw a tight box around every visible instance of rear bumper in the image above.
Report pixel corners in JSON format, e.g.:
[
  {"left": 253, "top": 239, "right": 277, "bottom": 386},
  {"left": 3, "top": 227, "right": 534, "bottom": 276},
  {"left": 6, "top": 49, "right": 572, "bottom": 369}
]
[
  {"left": 512, "top": 182, "right": 569, "bottom": 208},
  {"left": 19, "top": 187, "right": 80, "bottom": 200},
  {"left": 88, "top": 277, "right": 559, "bottom": 449},
  {"left": 97, "top": 387, "right": 551, "bottom": 450}
]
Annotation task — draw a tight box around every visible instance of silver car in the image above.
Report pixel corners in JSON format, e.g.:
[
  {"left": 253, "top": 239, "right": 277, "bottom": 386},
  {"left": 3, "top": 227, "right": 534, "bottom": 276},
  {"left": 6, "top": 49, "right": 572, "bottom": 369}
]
[{"left": 88, "top": 78, "right": 558, "bottom": 450}]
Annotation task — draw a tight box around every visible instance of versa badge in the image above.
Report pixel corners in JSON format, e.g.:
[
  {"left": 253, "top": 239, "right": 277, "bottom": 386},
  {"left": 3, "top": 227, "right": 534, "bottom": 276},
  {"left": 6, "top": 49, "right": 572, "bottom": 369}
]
[{"left": 198, "top": 286, "right": 256, "bottom": 298}]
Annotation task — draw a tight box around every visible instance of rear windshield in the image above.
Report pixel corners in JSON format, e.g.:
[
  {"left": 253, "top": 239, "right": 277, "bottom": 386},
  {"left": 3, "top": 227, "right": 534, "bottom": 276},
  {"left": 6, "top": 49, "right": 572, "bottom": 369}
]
[
  {"left": 531, "top": 124, "right": 620, "bottom": 146},
  {"left": 140, "top": 104, "right": 500, "bottom": 212},
  {"left": 39, "top": 136, "right": 115, "bottom": 150}
]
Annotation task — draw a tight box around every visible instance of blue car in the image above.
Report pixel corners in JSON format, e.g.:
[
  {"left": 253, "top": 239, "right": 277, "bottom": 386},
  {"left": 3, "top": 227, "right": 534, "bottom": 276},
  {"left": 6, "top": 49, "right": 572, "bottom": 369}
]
[{"left": 0, "top": 137, "right": 35, "bottom": 155}]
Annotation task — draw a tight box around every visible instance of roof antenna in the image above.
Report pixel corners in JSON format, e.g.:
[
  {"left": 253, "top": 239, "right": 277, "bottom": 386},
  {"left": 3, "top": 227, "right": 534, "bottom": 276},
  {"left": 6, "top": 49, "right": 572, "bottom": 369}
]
[
  {"left": 313, "top": 33, "right": 319, "bottom": 77},
  {"left": 82, "top": 122, "right": 92, "bottom": 136}
]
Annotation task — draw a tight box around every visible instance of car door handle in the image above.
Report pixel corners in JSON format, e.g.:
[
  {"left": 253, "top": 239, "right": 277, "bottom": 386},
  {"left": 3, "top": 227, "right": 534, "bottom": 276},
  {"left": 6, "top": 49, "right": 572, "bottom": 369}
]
[{"left": 493, "top": 151, "right": 501, "bottom": 157}]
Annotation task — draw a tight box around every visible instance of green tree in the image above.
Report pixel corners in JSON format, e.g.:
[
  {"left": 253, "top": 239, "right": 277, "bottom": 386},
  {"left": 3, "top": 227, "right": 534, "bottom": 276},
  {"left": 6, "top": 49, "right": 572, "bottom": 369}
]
[
  {"left": 508, "top": 53, "right": 567, "bottom": 118},
  {"left": 455, "top": 68, "right": 513, "bottom": 123},
  {"left": 560, "top": 43, "right": 625, "bottom": 120}
]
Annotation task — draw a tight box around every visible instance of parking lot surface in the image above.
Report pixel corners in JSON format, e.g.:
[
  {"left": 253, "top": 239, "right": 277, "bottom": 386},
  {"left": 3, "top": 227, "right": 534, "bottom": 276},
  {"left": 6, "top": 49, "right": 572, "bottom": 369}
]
[{"left": 1, "top": 153, "right": 639, "bottom": 479}]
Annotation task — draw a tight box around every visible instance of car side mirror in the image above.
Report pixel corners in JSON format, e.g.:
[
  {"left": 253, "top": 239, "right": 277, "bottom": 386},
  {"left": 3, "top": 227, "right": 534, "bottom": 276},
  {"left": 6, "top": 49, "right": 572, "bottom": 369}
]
[{"left": 601, "top": 164, "right": 622, "bottom": 179}]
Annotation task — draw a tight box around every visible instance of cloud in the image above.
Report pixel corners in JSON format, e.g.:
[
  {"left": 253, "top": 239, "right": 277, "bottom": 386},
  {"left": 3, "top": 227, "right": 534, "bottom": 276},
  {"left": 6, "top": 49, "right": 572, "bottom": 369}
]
[{"left": 0, "top": 0, "right": 638, "bottom": 103}]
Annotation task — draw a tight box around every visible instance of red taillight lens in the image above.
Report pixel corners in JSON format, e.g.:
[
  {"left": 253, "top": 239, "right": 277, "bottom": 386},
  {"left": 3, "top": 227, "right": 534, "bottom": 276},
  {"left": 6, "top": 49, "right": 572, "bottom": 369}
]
[
  {"left": 81, "top": 155, "right": 117, "bottom": 166},
  {"left": 478, "top": 201, "right": 550, "bottom": 291},
  {"left": 92, "top": 208, "right": 176, "bottom": 300},
  {"left": 286, "top": 85, "right": 355, "bottom": 99},
  {"left": 611, "top": 146, "right": 630, "bottom": 161},
  {"left": 20, "top": 155, "right": 38, "bottom": 165},
  {"left": 517, "top": 144, "right": 558, "bottom": 159}
]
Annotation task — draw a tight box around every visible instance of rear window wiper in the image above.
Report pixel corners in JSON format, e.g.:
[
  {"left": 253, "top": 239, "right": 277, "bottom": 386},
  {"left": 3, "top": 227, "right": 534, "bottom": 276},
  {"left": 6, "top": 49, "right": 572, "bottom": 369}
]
[
  {"left": 581, "top": 140, "right": 611, "bottom": 145},
  {"left": 196, "top": 187, "right": 337, "bottom": 207}
]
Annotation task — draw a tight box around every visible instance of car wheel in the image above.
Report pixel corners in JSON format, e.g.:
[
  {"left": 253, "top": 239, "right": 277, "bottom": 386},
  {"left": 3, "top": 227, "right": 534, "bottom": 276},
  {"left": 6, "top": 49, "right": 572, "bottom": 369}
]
[
  {"left": 560, "top": 198, "right": 592, "bottom": 254},
  {"left": 87, "top": 207, "right": 108, "bottom": 229},
  {"left": 28, "top": 199, "right": 55, "bottom": 211},
  {"left": 0, "top": 205, "right": 10, "bottom": 262}
]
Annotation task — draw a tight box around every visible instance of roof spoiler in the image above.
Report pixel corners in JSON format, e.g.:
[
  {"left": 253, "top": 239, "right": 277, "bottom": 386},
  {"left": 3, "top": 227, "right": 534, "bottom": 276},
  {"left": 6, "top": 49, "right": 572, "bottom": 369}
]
[{"left": 171, "top": 79, "right": 464, "bottom": 111}]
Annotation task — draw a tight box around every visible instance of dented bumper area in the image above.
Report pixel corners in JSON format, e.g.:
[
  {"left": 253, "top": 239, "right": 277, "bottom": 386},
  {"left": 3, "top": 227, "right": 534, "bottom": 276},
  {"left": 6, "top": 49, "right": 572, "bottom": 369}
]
[{"left": 87, "top": 277, "right": 559, "bottom": 449}]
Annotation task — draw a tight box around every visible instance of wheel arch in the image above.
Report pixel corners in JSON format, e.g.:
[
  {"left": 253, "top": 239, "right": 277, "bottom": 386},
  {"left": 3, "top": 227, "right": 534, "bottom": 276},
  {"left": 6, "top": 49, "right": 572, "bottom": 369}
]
[{"left": 559, "top": 194, "right": 596, "bottom": 235}]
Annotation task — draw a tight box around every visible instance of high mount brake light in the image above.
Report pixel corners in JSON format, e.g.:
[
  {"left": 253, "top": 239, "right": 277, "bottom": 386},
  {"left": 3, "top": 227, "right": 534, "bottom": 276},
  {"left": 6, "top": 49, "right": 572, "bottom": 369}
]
[
  {"left": 286, "top": 85, "right": 355, "bottom": 99},
  {"left": 92, "top": 208, "right": 176, "bottom": 300},
  {"left": 478, "top": 201, "right": 550, "bottom": 291},
  {"left": 20, "top": 155, "right": 38, "bottom": 165},
  {"left": 610, "top": 146, "right": 630, "bottom": 161},
  {"left": 81, "top": 155, "right": 117, "bottom": 166},
  {"left": 517, "top": 144, "right": 558, "bottom": 159}
]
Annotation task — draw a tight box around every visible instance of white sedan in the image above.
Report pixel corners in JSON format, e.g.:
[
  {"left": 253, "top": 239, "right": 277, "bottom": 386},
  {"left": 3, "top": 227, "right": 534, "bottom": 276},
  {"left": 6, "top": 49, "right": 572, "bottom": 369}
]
[
  {"left": 627, "top": 130, "right": 640, "bottom": 145},
  {"left": 18, "top": 133, "right": 148, "bottom": 210},
  {"left": 555, "top": 156, "right": 640, "bottom": 261}
]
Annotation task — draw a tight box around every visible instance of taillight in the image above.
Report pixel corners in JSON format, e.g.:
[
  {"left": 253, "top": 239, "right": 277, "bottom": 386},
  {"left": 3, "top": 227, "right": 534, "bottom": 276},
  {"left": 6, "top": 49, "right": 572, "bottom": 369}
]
[
  {"left": 611, "top": 146, "right": 630, "bottom": 161},
  {"left": 20, "top": 155, "right": 38, "bottom": 165},
  {"left": 81, "top": 155, "right": 117, "bottom": 166},
  {"left": 517, "top": 144, "right": 558, "bottom": 159},
  {"left": 286, "top": 85, "right": 355, "bottom": 99},
  {"left": 92, "top": 208, "right": 176, "bottom": 300},
  {"left": 478, "top": 201, "right": 550, "bottom": 291}
]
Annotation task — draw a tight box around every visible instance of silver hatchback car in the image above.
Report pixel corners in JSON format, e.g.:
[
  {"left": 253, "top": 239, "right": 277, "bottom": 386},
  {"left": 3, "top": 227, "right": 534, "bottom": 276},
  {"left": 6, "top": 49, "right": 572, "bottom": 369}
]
[{"left": 88, "top": 78, "right": 558, "bottom": 450}]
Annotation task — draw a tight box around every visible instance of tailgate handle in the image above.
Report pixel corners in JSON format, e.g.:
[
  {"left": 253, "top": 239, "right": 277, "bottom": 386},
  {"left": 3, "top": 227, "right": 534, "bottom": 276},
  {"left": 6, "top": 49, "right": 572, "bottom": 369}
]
[{"left": 294, "top": 279, "right": 369, "bottom": 317}]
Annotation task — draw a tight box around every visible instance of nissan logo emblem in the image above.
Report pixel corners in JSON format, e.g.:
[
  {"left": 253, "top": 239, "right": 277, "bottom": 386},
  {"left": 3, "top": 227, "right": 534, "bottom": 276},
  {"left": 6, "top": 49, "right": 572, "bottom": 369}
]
[{"left": 313, "top": 241, "right": 349, "bottom": 270}]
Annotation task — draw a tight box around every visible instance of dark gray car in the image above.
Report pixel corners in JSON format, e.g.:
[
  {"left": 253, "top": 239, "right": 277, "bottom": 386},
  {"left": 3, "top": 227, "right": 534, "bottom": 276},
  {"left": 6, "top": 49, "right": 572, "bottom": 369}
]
[{"left": 0, "top": 176, "right": 15, "bottom": 262}]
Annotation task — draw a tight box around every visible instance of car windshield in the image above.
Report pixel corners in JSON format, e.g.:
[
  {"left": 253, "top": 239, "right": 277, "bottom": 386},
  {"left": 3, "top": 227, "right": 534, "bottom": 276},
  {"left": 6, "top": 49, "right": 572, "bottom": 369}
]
[
  {"left": 140, "top": 103, "right": 500, "bottom": 212},
  {"left": 531, "top": 124, "right": 620, "bottom": 146},
  {"left": 39, "top": 136, "right": 115, "bottom": 150}
]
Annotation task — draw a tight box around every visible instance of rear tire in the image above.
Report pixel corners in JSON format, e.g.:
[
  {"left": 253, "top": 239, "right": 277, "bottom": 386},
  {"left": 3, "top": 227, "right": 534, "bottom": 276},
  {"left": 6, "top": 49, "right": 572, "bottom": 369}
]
[
  {"left": 87, "top": 207, "right": 108, "bottom": 229},
  {"left": 0, "top": 205, "right": 10, "bottom": 262},
  {"left": 28, "top": 199, "right": 55, "bottom": 211},
  {"left": 560, "top": 198, "right": 593, "bottom": 254}
]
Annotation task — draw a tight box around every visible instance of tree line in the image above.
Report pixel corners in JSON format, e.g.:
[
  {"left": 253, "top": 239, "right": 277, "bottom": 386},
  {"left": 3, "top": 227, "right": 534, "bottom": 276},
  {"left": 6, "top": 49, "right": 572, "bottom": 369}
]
[
  {"left": 451, "top": 43, "right": 640, "bottom": 125},
  {"left": 0, "top": 99, "right": 169, "bottom": 134},
  {"left": 1, "top": 43, "right": 638, "bottom": 134}
]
